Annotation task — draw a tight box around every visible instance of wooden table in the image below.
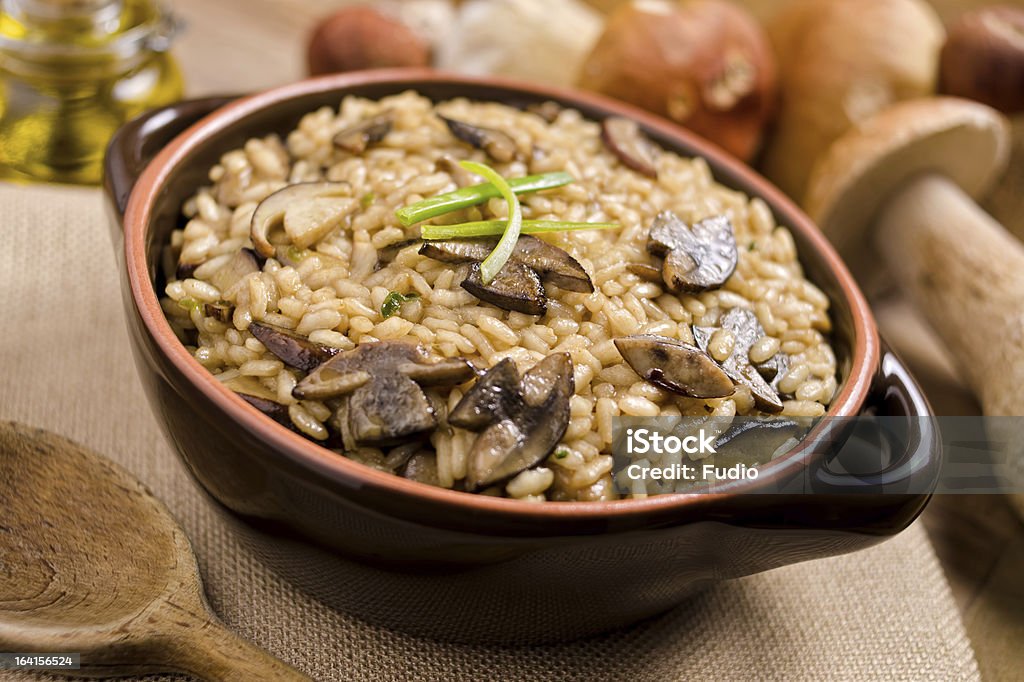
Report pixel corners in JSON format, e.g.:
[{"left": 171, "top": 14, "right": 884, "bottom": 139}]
[{"left": 169, "top": 1, "right": 1024, "bottom": 678}]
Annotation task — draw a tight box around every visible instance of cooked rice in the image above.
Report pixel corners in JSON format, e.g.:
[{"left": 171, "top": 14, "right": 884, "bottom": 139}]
[{"left": 161, "top": 91, "right": 837, "bottom": 501}]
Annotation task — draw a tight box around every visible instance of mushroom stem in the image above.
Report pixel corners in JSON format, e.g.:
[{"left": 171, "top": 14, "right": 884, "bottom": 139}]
[{"left": 874, "top": 172, "right": 1024, "bottom": 416}]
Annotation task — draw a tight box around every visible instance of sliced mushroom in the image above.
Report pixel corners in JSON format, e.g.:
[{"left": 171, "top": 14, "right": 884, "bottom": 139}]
[
  {"left": 626, "top": 262, "right": 664, "bottom": 283},
  {"left": 175, "top": 261, "right": 201, "bottom": 281},
  {"left": 435, "top": 154, "right": 477, "bottom": 187},
  {"left": 419, "top": 235, "right": 592, "bottom": 315},
  {"left": 647, "top": 211, "right": 737, "bottom": 293},
  {"left": 209, "top": 248, "right": 261, "bottom": 292},
  {"left": 614, "top": 334, "right": 734, "bottom": 398},
  {"left": 223, "top": 375, "right": 290, "bottom": 425},
  {"left": 204, "top": 302, "right": 234, "bottom": 323},
  {"left": 509, "top": 236, "right": 594, "bottom": 293},
  {"left": 249, "top": 182, "right": 356, "bottom": 258},
  {"left": 448, "top": 358, "right": 521, "bottom": 431},
  {"left": 439, "top": 115, "right": 518, "bottom": 162},
  {"left": 450, "top": 354, "right": 573, "bottom": 491},
  {"left": 526, "top": 101, "right": 563, "bottom": 123},
  {"left": 421, "top": 235, "right": 593, "bottom": 293},
  {"left": 248, "top": 321, "right": 340, "bottom": 373},
  {"left": 601, "top": 116, "right": 659, "bottom": 178},
  {"left": 400, "top": 450, "right": 441, "bottom": 486},
  {"left": 332, "top": 109, "right": 394, "bottom": 154},
  {"left": 294, "top": 341, "right": 474, "bottom": 446},
  {"left": 462, "top": 261, "right": 547, "bottom": 316},
  {"left": 376, "top": 238, "right": 422, "bottom": 267},
  {"left": 694, "top": 308, "right": 784, "bottom": 412}
]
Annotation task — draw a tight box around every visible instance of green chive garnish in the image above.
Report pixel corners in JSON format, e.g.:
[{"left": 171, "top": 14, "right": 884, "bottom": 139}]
[
  {"left": 396, "top": 171, "right": 572, "bottom": 226},
  {"left": 460, "top": 161, "right": 522, "bottom": 286},
  {"left": 420, "top": 219, "right": 620, "bottom": 240}
]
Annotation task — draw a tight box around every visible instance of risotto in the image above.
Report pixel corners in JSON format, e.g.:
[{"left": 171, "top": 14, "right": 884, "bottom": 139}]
[{"left": 160, "top": 91, "right": 837, "bottom": 502}]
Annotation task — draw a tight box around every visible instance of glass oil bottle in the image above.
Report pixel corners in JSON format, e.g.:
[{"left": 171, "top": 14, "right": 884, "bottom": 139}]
[{"left": 0, "top": 0, "right": 183, "bottom": 185}]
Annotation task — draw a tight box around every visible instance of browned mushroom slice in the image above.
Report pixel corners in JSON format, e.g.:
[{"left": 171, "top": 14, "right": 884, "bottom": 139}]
[
  {"left": 420, "top": 235, "right": 593, "bottom": 312},
  {"left": 204, "top": 302, "right": 234, "bottom": 323},
  {"left": 209, "top": 248, "right": 261, "bottom": 292},
  {"left": 293, "top": 341, "right": 474, "bottom": 446},
  {"left": 175, "top": 261, "right": 200, "bottom": 281},
  {"left": 248, "top": 321, "right": 340, "bottom": 372},
  {"left": 526, "top": 101, "right": 563, "bottom": 123},
  {"left": 435, "top": 154, "right": 477, "bottom": 186},
  {"left": 439, "top": 115, "right": 518, "bottom": 162},
  {"left": 694, "top": 308, "right": 784, "bottom": 412},
  {"left": 626, "top": 262, "right": 664, "bottom": 283},
  {"left": 250, "top": 182, "right": 356, "bottom": 258},
  {"left": 347, "top": 372, "right": 437, "bottom": 445},
  {"left": 421, "top": 235, "right": 592, "bottom": 291},
  {"left": 332, "top": 109, "right": 394, "bottom": 154},
  {"left": 647, "top": 211, "right": 737, "bottom": 293},
  {"left": 449, "top": 358, "right": 521, "bottom": 431},
  {"left": 419, "top": 238, "right": 493, "bottom": 263},
  {"left": 614, "top": 335, "right": 734, "bottom": 398},
  {"left": 400, "top": 450, "right": 441, "bottom": 486},
  {"left": 377, "top": 238, "right": 422, "bottom": 267},
  {"left": 601, "top": 116, "right": 659, "bottom": 178},
  {"left": 510, "top": 236, "right": 594, "bottom": 293},
  {"left": 462, "top": 261, "right": 547, "bottom": 316},
  {"left": 451, "top": 353, "right": 573, "bottom": 490},
  {"left": 223, "top": 375, "right": 290, "bottom": 425}
]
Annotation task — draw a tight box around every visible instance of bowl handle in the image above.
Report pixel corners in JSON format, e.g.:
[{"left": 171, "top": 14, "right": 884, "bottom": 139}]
[
  {"left": 103, "top": 96, "right": 237, "bottom": 223},
  {"left": 810, "top": 344, "right": 942, "bottom": 495}
]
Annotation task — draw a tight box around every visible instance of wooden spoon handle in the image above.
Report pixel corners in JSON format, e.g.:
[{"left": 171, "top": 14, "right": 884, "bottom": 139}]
[
  {"left": 168, "top": 610, "right": 312, "bottom": 682},
  {"left": 874, "top": 173, "right": 1024, "bottom": 416}
]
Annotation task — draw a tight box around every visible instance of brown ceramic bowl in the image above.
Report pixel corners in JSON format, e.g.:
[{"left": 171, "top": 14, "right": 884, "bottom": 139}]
[{"left": 105, "top": 70, "right": 938, "bottom": 644}]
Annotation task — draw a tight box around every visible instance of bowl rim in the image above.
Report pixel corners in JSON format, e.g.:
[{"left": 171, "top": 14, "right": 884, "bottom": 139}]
[{"left": 123, "top": 68, "right": 880, "bottom": 522}]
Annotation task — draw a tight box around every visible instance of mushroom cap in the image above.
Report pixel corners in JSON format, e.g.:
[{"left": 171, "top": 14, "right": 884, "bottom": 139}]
[
  {"left": 940, "top": 5, "right": 1024, "bottom": 115},
  {"left": 761, "top": 0, "right": 944, "bottom": 198},
  {"left": 804, "top": 97, "right": 1010, "bottom": 271}
]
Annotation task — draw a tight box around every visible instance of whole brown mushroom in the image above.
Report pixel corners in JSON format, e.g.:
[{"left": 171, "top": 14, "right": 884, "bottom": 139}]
[
  {"left": 761, "top": 0, "right": 944, "bottom": 199},
  {"left": 940, "top": 5, "right": 1024, "bottom": 241},
  {"left": 940, "top": 5, "right": 1024, "bottom": 114},
  {"left": 307, "top": 5, "right": 432, "bottom": 75},
  {"left": 578, "top": 0, "right": 777, "bottom": 161}
]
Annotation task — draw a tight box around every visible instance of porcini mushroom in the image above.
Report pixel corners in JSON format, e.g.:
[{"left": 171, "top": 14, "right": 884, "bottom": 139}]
[
  {"left": 461, "top": 261, "right": 547, "bottom": 316},
  {"left": 248, "top": 322, "right": 340, "bottom": 373},
  {"left": 333, "top": 110, "right": 395, "bottom": 154},
  {"left": 250, "top": 182, "right": 356, "bottom": 258},
  {"left": 804, "top": 97, "right": 1023, "bottom": 419},
  {"left": 419, "top": 235, "right": 594, "bottom": 314},
  {"left": 693, "top": 309, "right": 785, "bottom": 412},
  {"left": 306, "top": 5, "right": 432, "bottom": 75},
  {"left": 294, "top": 341, "right": 475, "bottom": 446},
  {"left": 761, "top": 0, "right": 945, "bottom": 198},
  {"left": 940, "top": 6, "right": 1024, "bottom": 114},
  {"left": 939, "top": 5, "right": 1024, "bottom": 240},
  {"left": 646, "top": 211, "right": 737, "bottom": 293},
  {"left": 579, "top": 0, "right": 777, "bottom": 161},
  {"left": 614, "top": 334, "right": 734, "bottom": 399},
  {"left": 438, "top": 116, "right": 519, "bottom": 163},
  {"left": 449, "top": 354, "right": 574, "bottom": 490},
  {"left": 601, "top": 117, "right": 659, "bottom": 178}
]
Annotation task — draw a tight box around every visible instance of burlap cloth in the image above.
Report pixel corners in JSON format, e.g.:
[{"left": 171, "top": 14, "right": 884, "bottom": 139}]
[{"left": 0, "top": 182, "right": 979, "bottom": 680}]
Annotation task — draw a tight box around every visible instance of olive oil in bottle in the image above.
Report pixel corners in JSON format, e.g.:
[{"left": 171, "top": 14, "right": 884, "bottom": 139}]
[{"left": 0, "top": 0, "right": 182, "bottom": 185}]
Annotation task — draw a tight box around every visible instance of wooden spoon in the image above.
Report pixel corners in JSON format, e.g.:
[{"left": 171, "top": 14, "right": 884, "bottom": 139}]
[{"left": 0, "top": 421, "right": 311, "bottom": 681}]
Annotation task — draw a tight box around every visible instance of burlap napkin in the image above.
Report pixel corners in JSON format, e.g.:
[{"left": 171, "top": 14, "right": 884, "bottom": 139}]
[{"left": 0, "top": 182, "right": 979, "bottom": 681}]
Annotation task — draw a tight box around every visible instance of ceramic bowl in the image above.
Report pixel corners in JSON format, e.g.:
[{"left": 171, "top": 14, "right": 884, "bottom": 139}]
[{"left": 105, "top": 70, "right": 939, "bottom": 643}]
